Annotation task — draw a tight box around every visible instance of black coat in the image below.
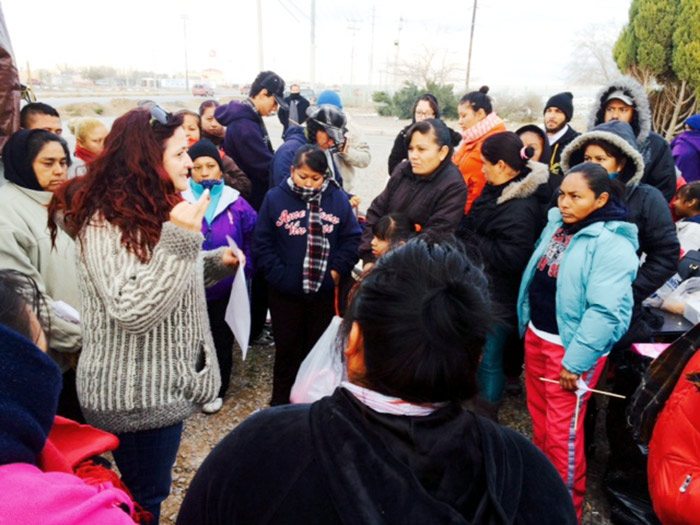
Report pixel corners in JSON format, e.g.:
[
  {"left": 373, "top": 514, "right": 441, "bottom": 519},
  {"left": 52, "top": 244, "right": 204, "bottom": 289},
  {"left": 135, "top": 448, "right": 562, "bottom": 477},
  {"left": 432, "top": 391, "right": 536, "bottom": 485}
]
[
  {"left": 177, "top": 388, "right": 577, "bottom": 525},
  {"left": 388, "top": 123, "right": 462, "bottom": 175},
  {"left": 640, "top": 131, "right": 676, "bottom": 202},
  {"left": 626, "top": 183, "right": 679, "bottom": 304},
  {"left": 547, "top": 125, "right": 580, "bottom": 176},
  {"left": 461, "top": 162, "right": 551, "bottom": 321},
  {"left": 360, "top": 157, "right": 467, "bottom": 264}
]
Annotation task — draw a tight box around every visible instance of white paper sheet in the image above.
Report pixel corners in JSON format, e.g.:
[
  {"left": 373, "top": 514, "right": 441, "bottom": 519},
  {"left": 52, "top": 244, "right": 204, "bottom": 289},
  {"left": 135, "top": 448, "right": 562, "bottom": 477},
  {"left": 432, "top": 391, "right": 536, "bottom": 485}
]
[
  {"left": 53, "top": 300, "right": 80, "bottom": 324},
  {"left": 224, "top": 236, "right": 250, "bottom": 360}
]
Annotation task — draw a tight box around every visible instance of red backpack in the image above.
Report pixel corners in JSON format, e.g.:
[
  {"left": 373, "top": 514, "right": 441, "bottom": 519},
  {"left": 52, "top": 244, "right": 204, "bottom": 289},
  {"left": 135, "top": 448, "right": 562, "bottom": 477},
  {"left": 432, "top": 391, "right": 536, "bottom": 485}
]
[{"left": 647, "top": 350, "right": 700, "bottom": 524}]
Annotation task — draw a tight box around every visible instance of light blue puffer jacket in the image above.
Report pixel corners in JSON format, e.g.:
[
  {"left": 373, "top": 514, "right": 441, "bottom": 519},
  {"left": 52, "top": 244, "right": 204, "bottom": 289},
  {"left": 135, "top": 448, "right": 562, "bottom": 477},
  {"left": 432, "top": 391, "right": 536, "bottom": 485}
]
[{"left": 517, "top": 207, "right": 639, "bottom": 375}]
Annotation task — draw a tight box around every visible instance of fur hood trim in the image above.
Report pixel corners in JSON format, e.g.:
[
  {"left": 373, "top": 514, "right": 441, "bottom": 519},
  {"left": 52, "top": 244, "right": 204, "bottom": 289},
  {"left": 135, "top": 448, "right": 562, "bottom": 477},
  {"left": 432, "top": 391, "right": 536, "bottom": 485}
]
[
  {"left": 497, "top": 161, "right": 550, "bottom": 205},
  {"left": 561, "top": 125, "right": 645, "bottom": 187},
  {"left": 587, "top": 77, "right": 652, "bottom": 146}
]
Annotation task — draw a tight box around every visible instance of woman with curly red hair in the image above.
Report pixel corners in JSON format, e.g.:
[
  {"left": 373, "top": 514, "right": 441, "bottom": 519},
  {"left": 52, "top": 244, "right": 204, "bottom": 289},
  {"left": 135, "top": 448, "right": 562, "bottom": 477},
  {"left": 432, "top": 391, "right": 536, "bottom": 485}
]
[{"left": 49, "top": 106, "right": 241, "bottom": 522}]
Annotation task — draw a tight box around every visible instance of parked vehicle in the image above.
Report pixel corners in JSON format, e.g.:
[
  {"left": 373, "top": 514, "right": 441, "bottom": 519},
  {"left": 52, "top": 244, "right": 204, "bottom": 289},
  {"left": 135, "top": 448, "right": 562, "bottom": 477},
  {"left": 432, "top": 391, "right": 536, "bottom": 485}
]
[{"left": 193, "top": 83, "right": 215, "bottom": 96}]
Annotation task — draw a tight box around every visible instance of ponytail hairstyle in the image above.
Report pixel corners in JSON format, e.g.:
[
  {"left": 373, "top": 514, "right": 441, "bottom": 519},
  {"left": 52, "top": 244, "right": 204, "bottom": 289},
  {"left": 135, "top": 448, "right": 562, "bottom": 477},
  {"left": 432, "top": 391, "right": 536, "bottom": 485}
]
[
  {"left": 481, "top": 131, "right": 533, "bottom": 173},
  {"left": 371, "top": 213, "right": 415, "bottom": 246},
  {"left": 566, "top": 162, "right": 626, "bottom": 202},
  {"left": 459, "top": 85, "right": 492, "bottom": 115},
  {"left": 49, "top": 108, "right": 185, "bottom": 263},
  {"left": 340, "top": 237, "right": 494, "bottom": 403}
]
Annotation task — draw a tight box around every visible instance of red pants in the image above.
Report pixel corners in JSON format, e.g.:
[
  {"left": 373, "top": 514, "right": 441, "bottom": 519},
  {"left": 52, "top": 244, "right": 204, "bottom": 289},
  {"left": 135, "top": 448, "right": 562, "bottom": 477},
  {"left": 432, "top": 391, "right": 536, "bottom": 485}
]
[{"left": 524, "top": 328, "right": 607, "bottom": 521}]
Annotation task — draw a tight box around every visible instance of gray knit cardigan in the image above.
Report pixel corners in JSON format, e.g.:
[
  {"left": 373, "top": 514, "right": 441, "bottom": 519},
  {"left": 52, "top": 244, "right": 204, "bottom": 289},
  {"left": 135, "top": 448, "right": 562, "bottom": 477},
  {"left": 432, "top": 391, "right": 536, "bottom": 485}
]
[{"left": 75, "top": 219, "right": 233, "bottom": 434}]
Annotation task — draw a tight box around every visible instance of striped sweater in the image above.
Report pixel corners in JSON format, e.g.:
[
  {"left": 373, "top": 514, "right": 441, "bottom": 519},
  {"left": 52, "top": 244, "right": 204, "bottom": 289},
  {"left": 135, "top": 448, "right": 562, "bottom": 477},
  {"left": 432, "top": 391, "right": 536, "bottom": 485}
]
[{"left": 75, "top": 218, "right": 233, "bottom": 434}]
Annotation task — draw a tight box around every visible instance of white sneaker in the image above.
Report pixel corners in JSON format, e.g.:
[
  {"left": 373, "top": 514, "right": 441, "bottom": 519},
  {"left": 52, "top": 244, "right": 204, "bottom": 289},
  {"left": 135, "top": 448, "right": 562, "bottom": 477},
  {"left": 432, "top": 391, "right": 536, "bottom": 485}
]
[{"left": 202, "top": 397, "right": 223, "bottom": 414}]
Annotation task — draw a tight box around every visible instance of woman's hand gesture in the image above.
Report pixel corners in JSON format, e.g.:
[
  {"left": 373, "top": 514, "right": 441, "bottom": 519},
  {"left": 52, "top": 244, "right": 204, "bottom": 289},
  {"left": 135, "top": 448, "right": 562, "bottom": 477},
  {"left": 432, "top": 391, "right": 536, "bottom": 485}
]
[{"left": 170, "top": 189, "right": 210, "bottom": 232}]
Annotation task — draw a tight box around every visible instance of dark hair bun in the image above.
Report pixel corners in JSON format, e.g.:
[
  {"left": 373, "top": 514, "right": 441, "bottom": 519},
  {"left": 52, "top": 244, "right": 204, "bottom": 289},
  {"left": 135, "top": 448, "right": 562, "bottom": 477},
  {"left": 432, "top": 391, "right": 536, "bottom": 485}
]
[
  {"left": 479, "top": 86, "right": 490, "bottom": 94},
  {"left": 524, "top": 145, "right": 535, "bottom": 160}
]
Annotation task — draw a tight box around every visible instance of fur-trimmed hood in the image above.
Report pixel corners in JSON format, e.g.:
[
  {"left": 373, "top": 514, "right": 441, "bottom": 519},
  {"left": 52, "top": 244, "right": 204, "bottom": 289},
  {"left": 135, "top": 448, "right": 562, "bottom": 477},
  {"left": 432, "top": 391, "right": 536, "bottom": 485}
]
[
  {"left": 588, "top": 76, "right": 652, "bottom": 146},
  {"left": 497, "top": 160, "right": 550, "bottom": 205},
  {"left": 561, "top": 120, "right": 645, "bottom": 187}
]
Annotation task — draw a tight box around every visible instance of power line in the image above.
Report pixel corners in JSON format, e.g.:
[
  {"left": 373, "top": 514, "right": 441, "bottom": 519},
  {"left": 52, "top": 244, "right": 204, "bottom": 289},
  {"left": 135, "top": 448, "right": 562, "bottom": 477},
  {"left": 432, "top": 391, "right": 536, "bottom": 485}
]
[
  {"left": 277, "top": 0, "right": 302, "bottom": 23},
  {"left": 284, "top": 0, "right": 310, "bottom": 20}
]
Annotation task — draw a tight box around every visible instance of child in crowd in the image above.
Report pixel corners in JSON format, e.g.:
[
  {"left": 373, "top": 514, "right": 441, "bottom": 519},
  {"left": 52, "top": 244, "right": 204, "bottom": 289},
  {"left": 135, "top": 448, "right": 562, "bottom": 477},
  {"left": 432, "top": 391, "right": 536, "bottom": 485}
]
[
  {"left": 182, "top": 139, "right": 257, "bottom": 414},
  {"left": 67, "top": 117, "right": 108, "bottom": 177},
  {"left": 673, "top": 182, "right": 700, "bottom": 223},
  {"left": 672, "top": 182, "right": 700, "bottom": 255},
  {"left": 254, "top": 144, "right": 362, "bottom": 406},
  {"left": 177, "top": 109, "right": 202, "bottom": 146},
  {"left": 370, "top": 213, "right": 415, "bottom": 259}
]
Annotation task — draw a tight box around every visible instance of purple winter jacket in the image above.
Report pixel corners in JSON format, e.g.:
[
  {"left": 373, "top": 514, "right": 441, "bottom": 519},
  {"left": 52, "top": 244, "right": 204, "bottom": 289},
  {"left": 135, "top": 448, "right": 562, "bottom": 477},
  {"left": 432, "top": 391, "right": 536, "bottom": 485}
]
[
  {"left": 182, "top": 185, "right": 257, "bottom": 302},
  {"left": 671, "top": 131, "right": 700, "bottom": 183},
  {"left": 214, "top": 101, "right": 274, "bottom": 211}
]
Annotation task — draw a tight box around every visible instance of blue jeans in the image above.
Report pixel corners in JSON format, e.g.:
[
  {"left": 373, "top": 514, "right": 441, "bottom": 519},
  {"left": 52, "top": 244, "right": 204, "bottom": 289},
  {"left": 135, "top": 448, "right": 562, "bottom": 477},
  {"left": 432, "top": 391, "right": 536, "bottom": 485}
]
[
  {"left": 477, "top": 325, "right": 511, "bottom": 403},
  {"left": 113, "top": 422, "right": 183, "bottom": 523}
]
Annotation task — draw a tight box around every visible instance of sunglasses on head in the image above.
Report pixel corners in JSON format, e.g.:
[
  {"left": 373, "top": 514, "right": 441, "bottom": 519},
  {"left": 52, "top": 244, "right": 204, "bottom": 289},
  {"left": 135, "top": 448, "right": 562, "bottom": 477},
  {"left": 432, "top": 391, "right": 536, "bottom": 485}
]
[{"left": 149, "top": 104, "right": 172, "bottom": 127}]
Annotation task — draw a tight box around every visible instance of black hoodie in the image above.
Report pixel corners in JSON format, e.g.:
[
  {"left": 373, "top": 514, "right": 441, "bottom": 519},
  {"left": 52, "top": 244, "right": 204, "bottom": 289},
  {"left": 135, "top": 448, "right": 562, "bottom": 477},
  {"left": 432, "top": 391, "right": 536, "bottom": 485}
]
[{"left": 177, "top": 388, "right": 576, "bottom": 524}]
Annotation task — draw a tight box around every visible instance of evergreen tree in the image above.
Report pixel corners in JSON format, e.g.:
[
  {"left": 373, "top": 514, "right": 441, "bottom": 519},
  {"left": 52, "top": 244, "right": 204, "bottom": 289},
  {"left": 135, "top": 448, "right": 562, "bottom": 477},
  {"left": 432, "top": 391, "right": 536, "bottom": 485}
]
[{"left": 613, "top": 0, "right": 698, "bottom": 138}]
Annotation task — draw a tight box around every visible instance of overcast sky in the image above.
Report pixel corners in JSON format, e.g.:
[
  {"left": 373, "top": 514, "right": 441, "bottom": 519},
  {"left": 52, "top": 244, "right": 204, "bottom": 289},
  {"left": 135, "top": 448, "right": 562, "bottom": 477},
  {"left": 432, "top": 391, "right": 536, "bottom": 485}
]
[{"left": 3, "top": 0, "right": 632, "bottom": 90}]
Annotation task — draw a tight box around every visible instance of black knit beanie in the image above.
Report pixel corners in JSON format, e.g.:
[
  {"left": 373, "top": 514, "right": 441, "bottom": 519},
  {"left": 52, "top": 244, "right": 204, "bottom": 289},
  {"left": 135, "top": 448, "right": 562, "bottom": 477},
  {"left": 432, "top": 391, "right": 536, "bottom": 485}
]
[
  {"left": 544, "top": 92, "right": 574, "bottom": 122},
  {"left": 188, "top": 139, "right": 224, "bottom": 171}
]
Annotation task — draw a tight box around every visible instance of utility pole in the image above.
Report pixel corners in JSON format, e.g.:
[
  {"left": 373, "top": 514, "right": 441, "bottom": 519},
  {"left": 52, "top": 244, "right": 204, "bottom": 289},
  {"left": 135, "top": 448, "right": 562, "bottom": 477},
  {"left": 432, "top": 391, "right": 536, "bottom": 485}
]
[
  {"left": 393, "top": 17, "right": 403, "bottom": 87},
  {"left": 368, "top": 6, "right": 375, "bottom": 87},
  {"left": 347, "top": 19, "right": 360, "bottom": 85},
  {"left": 466, "top": 0, "right": 477, "bottom": 90},
  {"left": 310, "top": 0, "right": 316, "bottom": 88},
  {"left": 257, "top": 0, "right": 264, "bottom": 70},
  {"left": 181, "top": 15, "right": 190, "bottom": 91}
]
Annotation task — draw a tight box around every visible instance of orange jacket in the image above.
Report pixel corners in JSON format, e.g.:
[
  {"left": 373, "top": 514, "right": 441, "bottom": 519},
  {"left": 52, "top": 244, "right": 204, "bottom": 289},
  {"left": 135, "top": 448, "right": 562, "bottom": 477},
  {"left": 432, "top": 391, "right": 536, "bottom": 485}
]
[{"left": 453, "top": 122, "right": 507, "bottom": 215}]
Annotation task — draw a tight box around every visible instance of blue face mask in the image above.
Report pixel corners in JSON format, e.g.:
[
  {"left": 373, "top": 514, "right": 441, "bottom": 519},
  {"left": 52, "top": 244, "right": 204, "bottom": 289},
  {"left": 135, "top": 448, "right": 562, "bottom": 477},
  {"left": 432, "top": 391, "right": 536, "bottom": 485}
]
[
  {"left": 608, "top": 172, "right": 620, "bottom": 179},
  {"left": 199, "top": 179, "right": 223, "bottom": 191}
]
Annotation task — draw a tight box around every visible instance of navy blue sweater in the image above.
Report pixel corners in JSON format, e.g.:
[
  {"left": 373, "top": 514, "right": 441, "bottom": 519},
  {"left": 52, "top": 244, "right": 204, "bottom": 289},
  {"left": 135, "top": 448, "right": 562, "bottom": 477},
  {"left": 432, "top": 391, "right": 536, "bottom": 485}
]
[{"left": 253, "top": 180, "right": 361, "bottom": 296}]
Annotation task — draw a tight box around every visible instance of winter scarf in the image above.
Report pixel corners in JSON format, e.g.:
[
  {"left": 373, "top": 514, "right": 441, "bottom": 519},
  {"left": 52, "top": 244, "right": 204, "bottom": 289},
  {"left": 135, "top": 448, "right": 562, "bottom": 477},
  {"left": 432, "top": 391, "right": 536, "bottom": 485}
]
[
  {"left": 243, "top": 98, "right": 274, "bottom": 154},
  {"left": 286, "top": 177, "right": 334, "bottom": 294},
  {"left": 562, "top": 194, "right": 629, "bottom": 235},
  {"left": 73, "top": 146, "right": 98, "bottom": 165},
  {"left": 2, "top": 129, "right": 44, "bottom": 191},
  {"left": 341, "top": 382, "right": 447, "bottom": 416},
  {"left": 461, "top": 112, "right": 503, "bottom": 144}
]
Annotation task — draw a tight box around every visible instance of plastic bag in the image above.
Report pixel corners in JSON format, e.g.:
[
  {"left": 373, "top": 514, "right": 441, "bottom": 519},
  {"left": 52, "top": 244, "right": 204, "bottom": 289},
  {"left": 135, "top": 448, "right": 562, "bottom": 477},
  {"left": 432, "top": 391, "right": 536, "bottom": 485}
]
[
  {"left": 644, "top": 273, "right": 682, "bottom": 308},
  {"left": 290, "top": 316, "right": 345, "bottom": 404},
  {"left": 661, "top": 277, "right": 700, "bottom": 314}
]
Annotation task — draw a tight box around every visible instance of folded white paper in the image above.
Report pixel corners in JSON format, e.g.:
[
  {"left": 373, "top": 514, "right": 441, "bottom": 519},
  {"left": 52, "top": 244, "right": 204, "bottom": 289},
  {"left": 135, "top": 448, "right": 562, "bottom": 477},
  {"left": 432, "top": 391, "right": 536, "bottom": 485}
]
[{"left": 224, "top": 236, "right": 251, "bottom": 360}]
